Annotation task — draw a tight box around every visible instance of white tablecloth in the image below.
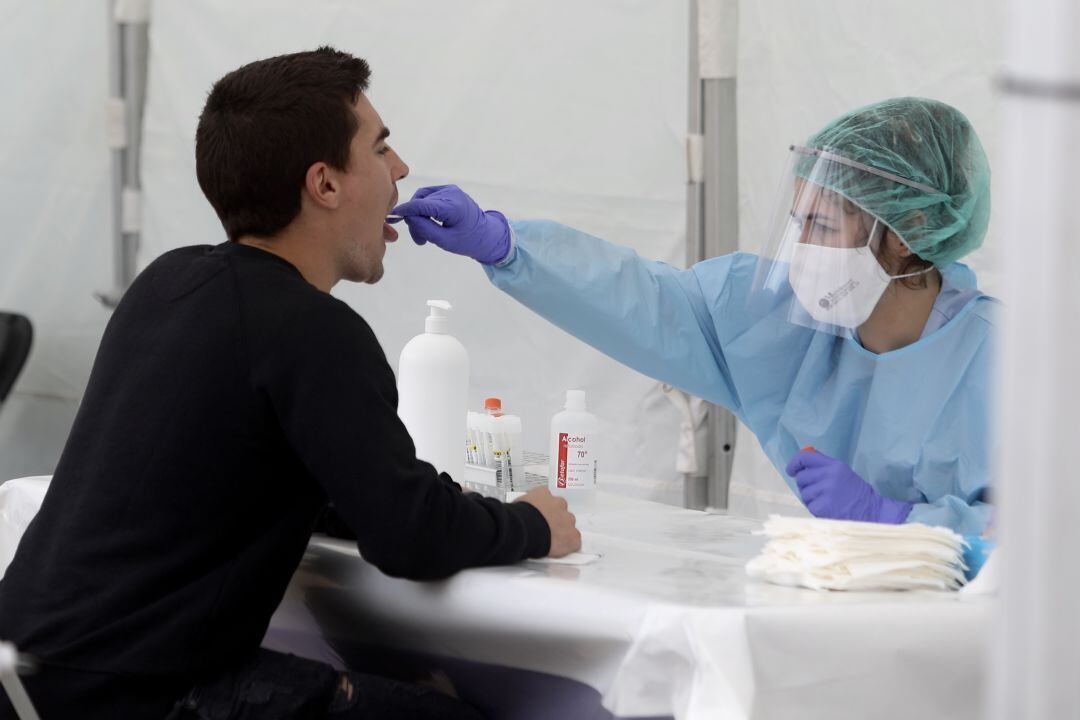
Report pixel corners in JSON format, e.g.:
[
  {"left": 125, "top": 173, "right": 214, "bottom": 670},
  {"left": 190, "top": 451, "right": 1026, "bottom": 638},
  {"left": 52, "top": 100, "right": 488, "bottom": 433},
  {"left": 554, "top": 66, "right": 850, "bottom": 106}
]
[
  {"left": 0, "top": 478, "right": 988, "bottom": 718},
  {"left": 267, "top": 492, "right": 991, "bottom": 720}
]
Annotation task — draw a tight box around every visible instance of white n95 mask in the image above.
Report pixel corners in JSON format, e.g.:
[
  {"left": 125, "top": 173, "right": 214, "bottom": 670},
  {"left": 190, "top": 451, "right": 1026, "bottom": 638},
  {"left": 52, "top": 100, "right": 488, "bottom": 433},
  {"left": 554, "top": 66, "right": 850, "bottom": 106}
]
[
  {"left": 788, "top": 242, "right": 892, "bottom": 329},
  {"left": 787, "top": 233, "right": 933, "bottom": 329}
]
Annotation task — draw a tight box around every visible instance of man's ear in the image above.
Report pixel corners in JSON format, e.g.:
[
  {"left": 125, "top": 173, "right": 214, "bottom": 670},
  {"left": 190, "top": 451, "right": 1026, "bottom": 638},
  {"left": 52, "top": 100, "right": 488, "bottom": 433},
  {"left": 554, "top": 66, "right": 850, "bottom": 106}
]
[{"left": 304, "top": 162, "right": 340, "bottom": 210}]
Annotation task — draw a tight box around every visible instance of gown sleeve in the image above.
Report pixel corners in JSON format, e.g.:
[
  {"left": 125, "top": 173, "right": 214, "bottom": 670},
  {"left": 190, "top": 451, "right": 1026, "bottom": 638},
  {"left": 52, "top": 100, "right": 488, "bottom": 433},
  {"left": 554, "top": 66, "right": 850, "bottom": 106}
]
[{"left": 486, "top": 219, "right": 743, "bottom": 414}]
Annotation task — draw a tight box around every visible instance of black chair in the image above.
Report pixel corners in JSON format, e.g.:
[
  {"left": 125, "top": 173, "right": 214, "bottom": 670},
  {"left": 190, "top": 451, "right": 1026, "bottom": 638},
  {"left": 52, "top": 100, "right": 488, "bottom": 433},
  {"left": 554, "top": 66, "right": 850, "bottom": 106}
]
[{"left": 0, "top": 313, "right": 32, "bottom": 406}]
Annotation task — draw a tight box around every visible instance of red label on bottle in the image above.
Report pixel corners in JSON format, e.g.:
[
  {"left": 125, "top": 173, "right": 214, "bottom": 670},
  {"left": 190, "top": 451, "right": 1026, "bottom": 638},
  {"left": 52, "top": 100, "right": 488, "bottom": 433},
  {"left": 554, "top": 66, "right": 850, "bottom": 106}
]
[{"left": 557, "top": 433, "right": 569, "bottom": 489}]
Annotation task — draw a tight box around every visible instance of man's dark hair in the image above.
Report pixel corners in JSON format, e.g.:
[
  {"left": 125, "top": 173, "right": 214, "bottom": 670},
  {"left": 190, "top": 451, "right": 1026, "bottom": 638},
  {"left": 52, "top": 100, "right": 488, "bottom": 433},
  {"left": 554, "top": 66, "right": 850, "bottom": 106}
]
[{"left": 195, "top": 46, "right": 371, "bottom": 241}]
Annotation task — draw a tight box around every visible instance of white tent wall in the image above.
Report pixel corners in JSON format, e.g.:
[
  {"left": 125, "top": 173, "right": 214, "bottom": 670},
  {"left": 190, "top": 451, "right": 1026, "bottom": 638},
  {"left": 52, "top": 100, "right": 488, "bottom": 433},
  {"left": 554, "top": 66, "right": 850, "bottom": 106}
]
[
  {"left": 727, "top": 0, "right": 1006, "bottom": 518},
  {"left": 0, "top": 2, "right": 115, "bottom": 479},
  {"left": 138, "top": 0, "right": 691, "bottom": 503},
  {"left": 0, "top": 1, "right": 1008, "bottom": 515}
]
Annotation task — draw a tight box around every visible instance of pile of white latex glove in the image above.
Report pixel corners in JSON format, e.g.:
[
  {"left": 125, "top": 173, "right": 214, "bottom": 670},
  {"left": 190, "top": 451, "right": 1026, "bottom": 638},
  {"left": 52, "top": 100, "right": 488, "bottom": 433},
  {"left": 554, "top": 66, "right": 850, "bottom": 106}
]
[{"left": 746, "top": 515, "right": 966, "bottom": 591}]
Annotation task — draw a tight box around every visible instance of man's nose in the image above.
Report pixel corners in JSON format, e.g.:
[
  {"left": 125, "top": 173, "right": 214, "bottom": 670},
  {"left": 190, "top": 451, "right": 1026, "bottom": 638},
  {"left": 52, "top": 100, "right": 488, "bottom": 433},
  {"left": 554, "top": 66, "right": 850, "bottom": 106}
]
[{"left": 394, "top": 152, "right": 409, "bottom": 182}]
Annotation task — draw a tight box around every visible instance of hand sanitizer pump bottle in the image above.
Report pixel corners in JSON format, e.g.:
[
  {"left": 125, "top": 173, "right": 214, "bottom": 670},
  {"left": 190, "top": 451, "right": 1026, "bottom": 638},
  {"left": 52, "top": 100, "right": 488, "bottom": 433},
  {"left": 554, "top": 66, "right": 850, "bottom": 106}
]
[{"left": 397, "top": 300, "right": 469, "bottom": 485}]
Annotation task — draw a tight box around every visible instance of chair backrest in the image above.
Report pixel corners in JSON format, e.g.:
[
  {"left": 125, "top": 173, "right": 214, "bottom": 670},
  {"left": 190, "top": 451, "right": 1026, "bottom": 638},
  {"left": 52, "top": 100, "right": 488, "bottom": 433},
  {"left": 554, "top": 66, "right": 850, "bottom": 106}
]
[{"left": 0, "top": 314, "right": 32, "bottom": 405}]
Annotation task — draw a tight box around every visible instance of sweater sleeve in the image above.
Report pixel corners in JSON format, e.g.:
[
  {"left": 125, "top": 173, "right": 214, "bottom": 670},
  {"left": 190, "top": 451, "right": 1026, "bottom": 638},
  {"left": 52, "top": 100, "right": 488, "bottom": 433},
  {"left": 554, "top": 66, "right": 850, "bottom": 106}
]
[{"left": 255, "top": 300, "right": 550, "bottom": 580}]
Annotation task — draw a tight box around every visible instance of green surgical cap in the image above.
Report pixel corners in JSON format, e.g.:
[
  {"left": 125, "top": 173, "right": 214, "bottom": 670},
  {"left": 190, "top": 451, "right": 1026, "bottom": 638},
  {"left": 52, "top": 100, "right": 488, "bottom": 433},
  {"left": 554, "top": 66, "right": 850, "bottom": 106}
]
[{"left": 803, "top": 97, "right": 991, "bottom": 267}]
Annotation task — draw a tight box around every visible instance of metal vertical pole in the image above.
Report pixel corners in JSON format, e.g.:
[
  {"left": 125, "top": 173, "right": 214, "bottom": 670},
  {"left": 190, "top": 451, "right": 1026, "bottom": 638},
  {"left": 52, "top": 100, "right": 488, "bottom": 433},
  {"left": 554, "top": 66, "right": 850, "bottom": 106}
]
[
  {"left": 686, "top": 0, "right": 739, "bottom": 510},
  {"left": 701, "top": 75, "right": 739, "bottom": 510},
  {"left": 683, "top": 0, "right": 710, "bottom": 510},
  {"left": 687, "top": 1, "right": 705, "bottom": 264},
  {"left": 98, "top": 0, "right": 149, "bottom": 309},
  {"left": 102, "top": 0, "right": 125, "bottom": 308},
  {"left": 120, "top": 18, "right": 148, "bottom": 292}
]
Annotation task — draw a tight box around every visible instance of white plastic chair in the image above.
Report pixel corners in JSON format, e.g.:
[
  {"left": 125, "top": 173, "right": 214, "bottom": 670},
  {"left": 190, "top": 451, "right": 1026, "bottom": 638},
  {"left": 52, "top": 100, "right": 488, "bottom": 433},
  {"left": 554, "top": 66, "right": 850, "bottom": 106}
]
[
  {"left": 0, "top": 476, "right": 50, "bottom": 719},
  {"left": 0, "top": 643, "right": 38, "bottom": 720}
]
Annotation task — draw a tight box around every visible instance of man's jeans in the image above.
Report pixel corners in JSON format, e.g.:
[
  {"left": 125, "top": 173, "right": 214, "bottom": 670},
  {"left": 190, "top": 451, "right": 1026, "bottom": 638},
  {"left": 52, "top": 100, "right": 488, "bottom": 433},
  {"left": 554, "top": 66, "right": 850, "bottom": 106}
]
[{"left": 165, "top": 649, "right": 485, "bottom": 720}]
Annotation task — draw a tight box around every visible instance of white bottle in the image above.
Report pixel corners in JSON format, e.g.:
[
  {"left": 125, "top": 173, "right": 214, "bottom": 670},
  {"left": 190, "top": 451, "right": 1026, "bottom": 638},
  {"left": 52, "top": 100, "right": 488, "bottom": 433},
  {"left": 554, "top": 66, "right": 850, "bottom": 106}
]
[
  {"left": 548, "top": 389, "right": 598, "bottom": 515},
  {"left": 397, "top": 300, "right": 469, "bottom": 485}
]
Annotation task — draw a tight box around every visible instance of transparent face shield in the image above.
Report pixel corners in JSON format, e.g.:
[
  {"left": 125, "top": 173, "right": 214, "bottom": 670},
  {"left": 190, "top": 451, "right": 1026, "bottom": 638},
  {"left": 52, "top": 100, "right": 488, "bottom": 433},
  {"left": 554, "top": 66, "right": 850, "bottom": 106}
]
[{"left": 747, "top": 146, "right": 935, "bottom": 336}]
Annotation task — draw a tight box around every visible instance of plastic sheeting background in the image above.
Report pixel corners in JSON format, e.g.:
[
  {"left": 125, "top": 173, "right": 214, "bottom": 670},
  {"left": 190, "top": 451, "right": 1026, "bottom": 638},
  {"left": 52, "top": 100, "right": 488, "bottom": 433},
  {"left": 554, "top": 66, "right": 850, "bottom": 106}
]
[
  {"left": 137, "top": 0, "right": 691, "bottom": 501},
  {"left": 0, "top": 1, "right": 1006, "bottom": 516},
  {"left": 0, "top": 1, "right": 114, "bottom": 479}
]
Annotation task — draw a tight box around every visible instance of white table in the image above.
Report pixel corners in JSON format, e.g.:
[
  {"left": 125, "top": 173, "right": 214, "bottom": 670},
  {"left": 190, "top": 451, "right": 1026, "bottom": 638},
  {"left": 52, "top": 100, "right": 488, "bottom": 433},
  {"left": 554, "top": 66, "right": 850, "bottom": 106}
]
[{"left": 266, "top": 492, "right": 990, "bottom": 720}]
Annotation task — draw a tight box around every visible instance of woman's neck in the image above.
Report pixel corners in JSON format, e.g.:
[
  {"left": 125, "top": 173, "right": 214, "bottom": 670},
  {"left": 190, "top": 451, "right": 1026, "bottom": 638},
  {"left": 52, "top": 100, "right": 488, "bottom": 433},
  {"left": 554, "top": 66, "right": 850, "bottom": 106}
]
[{"left": 857, "top": 269, "right": 942, "bottom": 354}]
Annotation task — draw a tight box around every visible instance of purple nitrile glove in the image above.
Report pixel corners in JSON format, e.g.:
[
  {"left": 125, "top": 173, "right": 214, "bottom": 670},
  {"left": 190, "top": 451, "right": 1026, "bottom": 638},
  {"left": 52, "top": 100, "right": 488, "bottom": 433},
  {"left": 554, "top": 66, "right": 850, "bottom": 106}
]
[
  {"left": 786, "top": 449, "right": 913, "bottom": 524},
  {"left": 392, "top": 185, "right": 511, "bottom": 265}
]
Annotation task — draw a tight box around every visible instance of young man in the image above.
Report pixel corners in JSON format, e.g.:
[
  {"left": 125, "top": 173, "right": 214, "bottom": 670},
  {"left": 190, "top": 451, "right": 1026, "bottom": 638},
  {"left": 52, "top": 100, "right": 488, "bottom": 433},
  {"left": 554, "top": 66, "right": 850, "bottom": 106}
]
[{"left": 0, "top": 47, "right": 579, "bottom": 719}]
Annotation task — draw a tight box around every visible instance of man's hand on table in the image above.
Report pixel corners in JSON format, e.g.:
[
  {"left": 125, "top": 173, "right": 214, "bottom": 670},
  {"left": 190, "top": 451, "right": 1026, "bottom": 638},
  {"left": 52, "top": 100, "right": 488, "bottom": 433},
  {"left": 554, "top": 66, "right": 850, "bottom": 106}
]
[{"left": 516, "top": 488, "right": 582, "bottom": 558}]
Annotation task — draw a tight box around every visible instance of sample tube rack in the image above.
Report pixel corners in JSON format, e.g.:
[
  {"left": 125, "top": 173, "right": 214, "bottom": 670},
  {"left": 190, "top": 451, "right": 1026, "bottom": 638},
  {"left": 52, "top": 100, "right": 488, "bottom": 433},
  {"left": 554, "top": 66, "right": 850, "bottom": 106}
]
[{"left": 461, "top": 450, "right": 549, "bottom": 502}]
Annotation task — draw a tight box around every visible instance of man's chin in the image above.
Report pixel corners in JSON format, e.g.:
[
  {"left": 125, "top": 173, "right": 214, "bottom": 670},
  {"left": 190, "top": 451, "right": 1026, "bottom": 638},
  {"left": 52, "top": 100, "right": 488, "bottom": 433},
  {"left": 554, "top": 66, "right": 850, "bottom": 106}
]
[{"left": 347, "top": 262, "right": 383, "bottom": 285}]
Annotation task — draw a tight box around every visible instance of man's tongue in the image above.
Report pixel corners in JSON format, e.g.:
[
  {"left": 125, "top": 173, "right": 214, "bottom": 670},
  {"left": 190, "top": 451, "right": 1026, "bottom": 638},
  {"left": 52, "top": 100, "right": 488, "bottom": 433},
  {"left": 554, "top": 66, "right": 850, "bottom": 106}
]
[{"left": 383, "top": 221, "right": 399, "bottom": 242}]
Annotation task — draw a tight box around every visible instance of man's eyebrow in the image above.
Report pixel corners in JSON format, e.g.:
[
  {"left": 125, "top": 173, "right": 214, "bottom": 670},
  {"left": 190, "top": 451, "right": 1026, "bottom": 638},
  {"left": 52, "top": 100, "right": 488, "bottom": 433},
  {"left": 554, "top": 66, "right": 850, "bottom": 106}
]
[{"left": 373, "top": 127, "right": 390, "bottom": 145}]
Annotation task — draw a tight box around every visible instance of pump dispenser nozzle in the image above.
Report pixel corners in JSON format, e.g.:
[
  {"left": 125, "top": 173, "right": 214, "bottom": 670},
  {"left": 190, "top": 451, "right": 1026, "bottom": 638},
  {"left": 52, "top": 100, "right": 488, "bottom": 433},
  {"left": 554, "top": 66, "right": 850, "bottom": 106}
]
[{"left": 425, "top": 300, "right": 452, "bottom": 334}]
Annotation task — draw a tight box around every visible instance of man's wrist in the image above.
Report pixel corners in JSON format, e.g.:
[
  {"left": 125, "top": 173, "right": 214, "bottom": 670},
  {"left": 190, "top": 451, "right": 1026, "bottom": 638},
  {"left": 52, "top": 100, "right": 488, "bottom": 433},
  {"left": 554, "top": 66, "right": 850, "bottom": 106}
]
[{"left": 506, "top": 500, "right": 551, "bottom": 558}]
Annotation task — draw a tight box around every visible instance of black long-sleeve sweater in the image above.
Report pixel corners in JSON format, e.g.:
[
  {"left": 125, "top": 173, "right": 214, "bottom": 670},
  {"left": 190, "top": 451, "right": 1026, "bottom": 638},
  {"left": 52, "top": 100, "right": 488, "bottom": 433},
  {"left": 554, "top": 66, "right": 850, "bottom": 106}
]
[{"left": 0, "top": 242, "right": 548, "bottom": 716}]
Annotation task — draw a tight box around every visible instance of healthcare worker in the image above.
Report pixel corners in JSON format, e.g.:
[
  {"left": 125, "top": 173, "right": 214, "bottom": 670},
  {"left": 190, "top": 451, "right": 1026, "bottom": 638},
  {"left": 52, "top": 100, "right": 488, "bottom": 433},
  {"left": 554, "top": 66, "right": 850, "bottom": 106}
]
[{"left": 394, "top": 97, "right": 995, "bottom": 535}]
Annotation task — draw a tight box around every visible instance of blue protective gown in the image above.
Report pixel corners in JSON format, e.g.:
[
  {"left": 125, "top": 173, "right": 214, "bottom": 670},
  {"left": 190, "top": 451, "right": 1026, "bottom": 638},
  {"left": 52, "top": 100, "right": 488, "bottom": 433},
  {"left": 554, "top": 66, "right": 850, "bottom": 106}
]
[{"left": 487, "top": 220, "right": 997, "bottom": 535}]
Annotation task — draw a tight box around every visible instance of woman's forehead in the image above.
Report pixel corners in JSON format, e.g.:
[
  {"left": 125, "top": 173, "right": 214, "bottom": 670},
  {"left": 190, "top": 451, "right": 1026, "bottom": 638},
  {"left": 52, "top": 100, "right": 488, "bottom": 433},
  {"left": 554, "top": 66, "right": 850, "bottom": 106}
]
[
  {"left": 792, "top": 179, "right": 840, "bottom": 213},
  {"left": 790, "top": 178, "right": 865, "bottom": 220}
]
